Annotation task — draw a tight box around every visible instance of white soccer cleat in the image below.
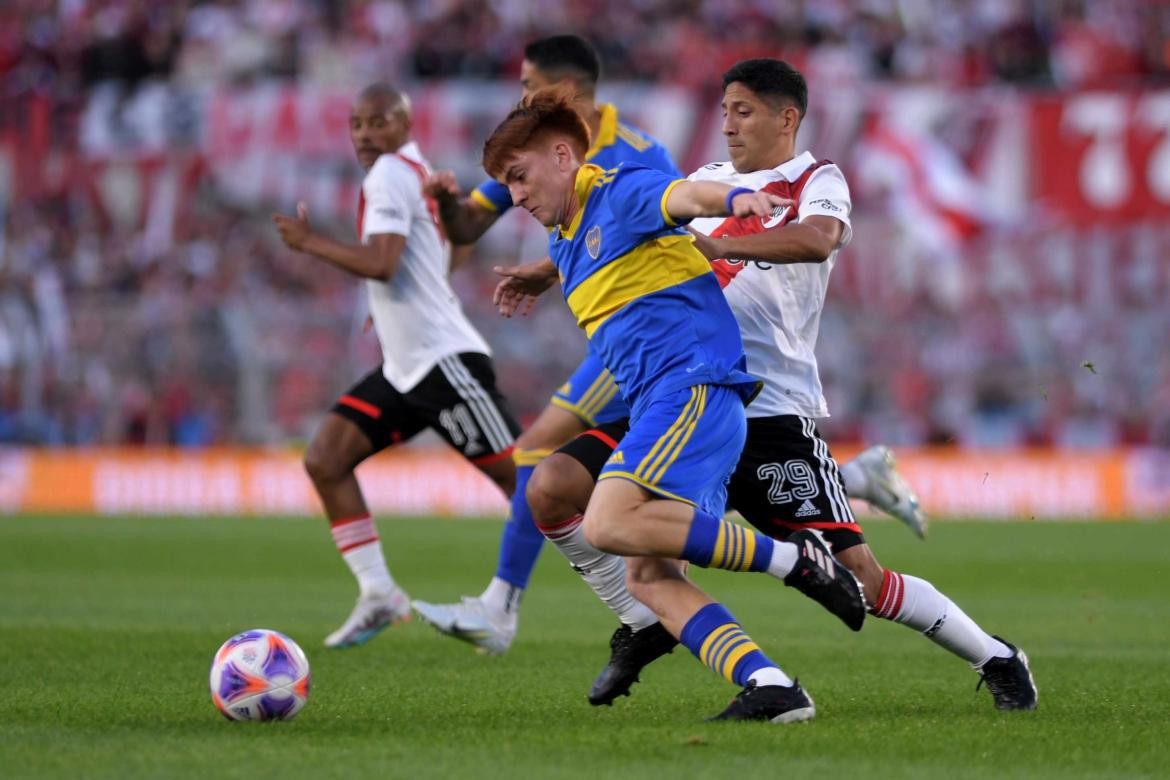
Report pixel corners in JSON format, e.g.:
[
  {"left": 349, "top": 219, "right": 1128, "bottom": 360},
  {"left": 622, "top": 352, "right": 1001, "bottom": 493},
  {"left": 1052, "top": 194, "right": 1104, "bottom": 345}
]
[
  {"left": 324, "top": 587, "right": 411, "bottom": 649},
  {"left": 854, "top": 445, "right": 928, "bottom": 539},
  {"left": 412, "top": 596, "right": 516, "bottom": 656}
]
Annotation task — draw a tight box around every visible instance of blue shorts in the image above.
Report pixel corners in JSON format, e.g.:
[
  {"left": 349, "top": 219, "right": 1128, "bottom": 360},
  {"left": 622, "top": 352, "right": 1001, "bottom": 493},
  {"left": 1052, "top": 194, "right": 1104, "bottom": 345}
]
[
  {"left": 551, "top": 350, "right": 630, "bottom": 426},
  {"left": 598, "top": 384, "right": 746, "bottom": 516}
]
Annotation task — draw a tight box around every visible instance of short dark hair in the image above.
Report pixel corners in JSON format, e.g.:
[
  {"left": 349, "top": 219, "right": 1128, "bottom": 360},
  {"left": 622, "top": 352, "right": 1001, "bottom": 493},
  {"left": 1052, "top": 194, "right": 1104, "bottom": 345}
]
[
  {"left": 523, "top": 35, "right": 601, "bottom": 87},
  {"left": 721, "top": 59, "right": 807, "bottom": 116}
]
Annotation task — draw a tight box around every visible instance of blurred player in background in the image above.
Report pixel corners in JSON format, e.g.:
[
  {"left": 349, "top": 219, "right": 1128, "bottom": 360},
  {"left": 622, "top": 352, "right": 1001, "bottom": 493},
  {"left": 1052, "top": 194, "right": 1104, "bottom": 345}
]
[
  {"left": 496, "top": 59, "right": 1037, "bottom": 715},
  {"left": 414, "top": 35, "right": 928, "bottom": 656},
  {"left": 272, "top": 84, "right": 521, "bottom": 649}
]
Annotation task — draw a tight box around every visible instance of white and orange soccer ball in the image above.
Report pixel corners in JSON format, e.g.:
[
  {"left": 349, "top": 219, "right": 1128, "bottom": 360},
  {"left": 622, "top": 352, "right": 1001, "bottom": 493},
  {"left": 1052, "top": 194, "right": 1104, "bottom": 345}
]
[{"left": 209, "top": 629, "right": 311, "bottom": 721}]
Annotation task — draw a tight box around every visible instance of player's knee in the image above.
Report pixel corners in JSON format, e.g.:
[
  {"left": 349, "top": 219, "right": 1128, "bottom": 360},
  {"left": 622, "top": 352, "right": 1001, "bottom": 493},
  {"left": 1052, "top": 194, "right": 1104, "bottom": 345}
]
[
  {"left": 303, "top": 440, "right": 344, "bottom": 487},
  {"left": 526, "top": 462, "right": 562, "bottom": 529},
  {"left": 527, "top": 456, "right": 582, "bottom": 529}
]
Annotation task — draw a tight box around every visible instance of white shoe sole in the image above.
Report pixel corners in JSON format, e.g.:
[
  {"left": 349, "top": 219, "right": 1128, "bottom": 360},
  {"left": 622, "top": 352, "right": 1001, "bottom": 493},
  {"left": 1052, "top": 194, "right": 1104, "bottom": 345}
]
[{"left": 770, "top": 705, "right": 816, "bottom": 724}]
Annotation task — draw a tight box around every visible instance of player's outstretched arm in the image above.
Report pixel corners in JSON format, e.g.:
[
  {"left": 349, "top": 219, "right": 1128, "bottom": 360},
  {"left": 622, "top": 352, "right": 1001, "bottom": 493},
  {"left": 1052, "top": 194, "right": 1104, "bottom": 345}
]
[
  {"left": 664, "top": 180, "right": 793, "bottom": 221},
  {"left": 492, "top": 258, "right": 558, "bottom": 318},
  {"left": 273, "top": 202, "right": 406, "bottom": 281},
  {"left": 426, "top": 171, "right": 500, "bottom": 246},
  {"left": 688, "top": 215, "right": 844, "bottom": 265}
]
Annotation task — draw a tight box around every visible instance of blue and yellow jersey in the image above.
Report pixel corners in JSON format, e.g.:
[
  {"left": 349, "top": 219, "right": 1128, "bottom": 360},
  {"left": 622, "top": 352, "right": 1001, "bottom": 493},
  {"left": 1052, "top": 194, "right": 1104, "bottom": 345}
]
[
  {"left": 548, "top": 163, "right": 760, "bottom": 415},
  {"left": 470, "top": 103, "right": 680, "bottom": 213}
]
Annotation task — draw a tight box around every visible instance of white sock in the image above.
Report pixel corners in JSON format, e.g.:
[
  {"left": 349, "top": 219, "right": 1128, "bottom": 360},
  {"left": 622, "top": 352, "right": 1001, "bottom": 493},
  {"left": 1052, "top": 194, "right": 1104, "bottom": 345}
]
[
  {"left": 342, "top": 542, "right": 396, "bottom": 598},
  {"left": 839, "top": 458, "right": 870, "bottom": 501},
  {"left": 747, "top": 666, "right": 795, "bottom": 688},
  {"left": 766, "top": 541, "right": 799, "bottom": 579},
  {"left": 875, "top": 570, "right": 1013, "bottom": 667},
  {"left": 542, "top": 515, "right": 659, "bottom": 630},
  {"left": 480, "top": 576, "right": 523, "bottom": 617},
  {"left": 331, "top": 515, "right": 396, "bottom": 598}
]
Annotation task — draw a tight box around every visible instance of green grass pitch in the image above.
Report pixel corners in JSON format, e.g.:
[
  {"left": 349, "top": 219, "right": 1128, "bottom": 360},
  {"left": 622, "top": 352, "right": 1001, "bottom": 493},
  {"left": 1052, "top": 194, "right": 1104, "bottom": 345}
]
[{"left": 1, "top": 515, "right": 1167, "bottom": 778}]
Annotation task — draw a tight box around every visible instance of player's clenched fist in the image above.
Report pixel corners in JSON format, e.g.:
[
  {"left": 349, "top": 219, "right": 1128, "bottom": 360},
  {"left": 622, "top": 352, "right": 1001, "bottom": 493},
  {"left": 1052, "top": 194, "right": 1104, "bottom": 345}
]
[
  {"left": 424, "top": 170, "right": 462, "bottom": 201},
  {"left": 272, "top": 202, "right": 312, "bottom": 251}
]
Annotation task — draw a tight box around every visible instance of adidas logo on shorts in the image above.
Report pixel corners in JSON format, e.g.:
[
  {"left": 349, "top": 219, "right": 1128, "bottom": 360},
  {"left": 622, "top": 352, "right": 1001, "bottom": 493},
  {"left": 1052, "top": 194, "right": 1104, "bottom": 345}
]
[{"left": 794, "top": 499, "right": 821, "bottom": 518}]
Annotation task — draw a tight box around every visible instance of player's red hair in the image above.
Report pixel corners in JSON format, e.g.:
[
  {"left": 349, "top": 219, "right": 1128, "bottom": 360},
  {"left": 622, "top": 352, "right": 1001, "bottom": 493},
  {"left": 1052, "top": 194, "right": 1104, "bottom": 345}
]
[{"left": 482, "top": 85, "right": 591, "bottom": 180}]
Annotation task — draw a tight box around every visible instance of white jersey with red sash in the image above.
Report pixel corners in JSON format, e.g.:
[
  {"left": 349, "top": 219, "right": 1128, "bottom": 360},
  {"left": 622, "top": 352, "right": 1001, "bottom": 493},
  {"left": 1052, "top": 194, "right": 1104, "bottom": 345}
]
[
  {"left": 688, "top": 151, "right": 852, "bottom": 419},
  {"left": 358, "top": 141, "right": 490, "bottom": 392}
]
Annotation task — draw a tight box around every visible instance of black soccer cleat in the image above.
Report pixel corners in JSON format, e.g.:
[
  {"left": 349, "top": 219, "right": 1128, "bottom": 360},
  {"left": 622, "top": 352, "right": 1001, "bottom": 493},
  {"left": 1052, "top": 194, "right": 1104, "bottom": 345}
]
[
  {"left": 707, "top": 680, "right": 816, "bottom": 724},
  {"left": 976, "top": 636, "right": 1038, "bottom": 710},
  {"left": 783, "top": 529, "right": 866, "bottom": 631},
  {"left": 588, "top": 622, "right": 678, "bottom": 706}
]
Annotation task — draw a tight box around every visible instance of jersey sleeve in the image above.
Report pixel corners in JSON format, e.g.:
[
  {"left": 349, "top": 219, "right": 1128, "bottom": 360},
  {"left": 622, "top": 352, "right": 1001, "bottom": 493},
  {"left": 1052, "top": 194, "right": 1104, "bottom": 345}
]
[
  {"left": 469, "top": 178, "right": 513, "bottom": 213},
  {"left": 606, "top": 164, "right": 690, "bottom": 239},
  {"left": 363, "top": 159, "right": 417, "bottom": 239},
  {"left": 798, "top": 165, "right": 853, "bottom": 247}
]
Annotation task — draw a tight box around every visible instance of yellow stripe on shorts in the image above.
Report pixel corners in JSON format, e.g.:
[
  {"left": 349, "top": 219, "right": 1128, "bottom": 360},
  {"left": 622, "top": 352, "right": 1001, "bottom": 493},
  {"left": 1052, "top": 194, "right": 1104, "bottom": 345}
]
[
  {"left": 634, "top": 387, "right": 699, "bottom": 481},
  {"left": 645, "top": 384, "right": 707, "bottom": 485}
]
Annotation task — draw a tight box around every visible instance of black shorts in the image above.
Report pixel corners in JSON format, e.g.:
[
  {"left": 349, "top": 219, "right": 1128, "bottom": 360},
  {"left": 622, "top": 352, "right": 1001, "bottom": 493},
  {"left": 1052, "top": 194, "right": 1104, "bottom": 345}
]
[
  {"left": 330, "top": 353, "right": 521, "bottom": 466},
  {"left": 556, "top": 414, "right": 865, "bottom": 553}
]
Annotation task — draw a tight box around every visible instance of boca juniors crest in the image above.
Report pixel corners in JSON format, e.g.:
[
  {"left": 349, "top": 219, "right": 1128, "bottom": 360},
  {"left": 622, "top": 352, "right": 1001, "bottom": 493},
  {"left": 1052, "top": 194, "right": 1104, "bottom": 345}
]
[{"left": 586, "top": 225, "right": 602, "bottom": 259}]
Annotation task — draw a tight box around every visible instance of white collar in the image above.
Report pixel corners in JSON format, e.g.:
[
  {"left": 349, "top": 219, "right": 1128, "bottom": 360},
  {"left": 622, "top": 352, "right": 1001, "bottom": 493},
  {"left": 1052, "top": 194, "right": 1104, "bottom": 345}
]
[{"left": 773, "top": 150, "right": 817, "bottom": 181}]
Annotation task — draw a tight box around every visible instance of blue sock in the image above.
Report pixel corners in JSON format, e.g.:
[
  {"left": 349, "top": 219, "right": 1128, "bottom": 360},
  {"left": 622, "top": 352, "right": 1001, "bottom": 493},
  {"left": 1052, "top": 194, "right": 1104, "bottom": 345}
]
[
  {"left": 493, "top": 464, "right": 544, "bottom": 588},
  {"left": 679, "top": 603, "right": 776, "bottom": 686},
  {"left": 680, "top": 509, "right": 774, "bottom": 572}
]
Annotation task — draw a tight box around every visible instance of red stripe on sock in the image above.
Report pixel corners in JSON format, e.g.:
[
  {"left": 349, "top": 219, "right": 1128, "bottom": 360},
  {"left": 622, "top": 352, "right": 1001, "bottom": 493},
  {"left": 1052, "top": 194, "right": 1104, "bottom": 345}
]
[
  {"left": 471, "top": 446, "right": 514, "bottom": 466},
  {"left": 580, "top": 428, "right": 619, "bottom": 449},
  {"left": 338, "top": 394, "right": 382, "bottom": 419},
  {"left": 877, "top": 569, "right": 894, "bottom": 617},
  {"left": 877, "top": 569, "right": 905, "bottom": 619},
  {"left": 539, "top": 512, "right": 583, "bottom": 540},
  {"left": 336, "top": 538, "right": 379, "bottom": 553},
  {"left": 330, "top": 514, "right": 373, "bottom": 528},
  {"left": 331, "top": 515, "right": 379, "bottom": 553}
]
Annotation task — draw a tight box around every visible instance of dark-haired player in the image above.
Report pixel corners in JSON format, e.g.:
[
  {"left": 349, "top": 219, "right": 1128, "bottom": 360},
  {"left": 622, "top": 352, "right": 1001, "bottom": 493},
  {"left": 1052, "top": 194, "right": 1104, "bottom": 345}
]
[
  {"left": 414, "top": 35, "right": 926, "bottom": 656},
  {"left": 412, "top": 34, "right": 681, "bottom": 653},
  {"left": 272, "top": 84, "right": 521, "bottom": 649},
  {"left": 498, "top": 60, "right": 1038, "bottom": 718}
]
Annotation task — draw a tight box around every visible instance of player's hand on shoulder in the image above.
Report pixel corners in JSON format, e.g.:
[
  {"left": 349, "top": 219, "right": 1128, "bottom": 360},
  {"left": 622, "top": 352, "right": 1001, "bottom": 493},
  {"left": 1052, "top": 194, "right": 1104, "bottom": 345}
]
[
  {"left": 731, "top": 191, "right": 794, "bottom": 219},
  {"left": 425, "top": 170, "right": 462, "bottom": 201},
  {"left": 272, "top": 202, "right": 312, "bottom": 251}
]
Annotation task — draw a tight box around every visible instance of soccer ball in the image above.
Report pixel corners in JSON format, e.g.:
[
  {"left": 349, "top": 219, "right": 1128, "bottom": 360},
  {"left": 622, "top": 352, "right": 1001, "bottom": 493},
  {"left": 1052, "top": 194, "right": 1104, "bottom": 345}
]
[{"left": 209, "top": 629, "right": 311, "bottom": 721}]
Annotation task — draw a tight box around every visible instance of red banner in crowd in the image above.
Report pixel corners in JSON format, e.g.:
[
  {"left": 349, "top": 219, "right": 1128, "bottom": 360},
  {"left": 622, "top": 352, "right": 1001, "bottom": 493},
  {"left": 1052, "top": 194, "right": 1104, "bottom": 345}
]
[{"left": 1031, "top": 91, "right": 1170, "bottom": 223}]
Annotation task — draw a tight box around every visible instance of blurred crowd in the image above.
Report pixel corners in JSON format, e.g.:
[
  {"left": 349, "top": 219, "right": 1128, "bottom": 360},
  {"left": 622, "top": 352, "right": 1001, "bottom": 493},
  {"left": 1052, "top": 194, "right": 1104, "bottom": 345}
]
[
  {"left": 5, "top": 192, "right": 1168, "bottom": 450},
  {"left": 3, "top": 0, "right": 1169, "bottom": 450},
  {"left": 3, "top": 0, "right": 1168, "bottom": 96}
]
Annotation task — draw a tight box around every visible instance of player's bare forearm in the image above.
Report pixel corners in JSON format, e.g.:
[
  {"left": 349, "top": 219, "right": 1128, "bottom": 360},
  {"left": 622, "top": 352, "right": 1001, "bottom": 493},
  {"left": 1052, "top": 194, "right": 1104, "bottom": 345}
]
[
  {"left": 300, "top": 232, "right": 405, "bottom": 280},
  {"left": 690, "top": 217, "right": 843, "bottom": 264},
  {"left": 437, "top": 197, "right": 498, "bottom": 245},
  {"left": 664, "top": 181, "right": 791, "bottom": 221},
  {"left": 448, "top": 244, "right": 475, "bottom": 273}
]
